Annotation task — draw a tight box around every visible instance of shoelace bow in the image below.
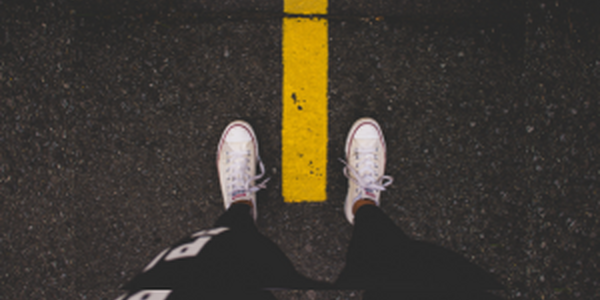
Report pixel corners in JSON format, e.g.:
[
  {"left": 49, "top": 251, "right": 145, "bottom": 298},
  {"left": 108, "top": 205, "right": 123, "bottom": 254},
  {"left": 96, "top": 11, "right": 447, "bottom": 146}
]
[
  {"left": 227, "top": 150, "right": 269, "bottom": 197},
  {"left": 339, "top": 147, "right": 393, "bottom": 201}
]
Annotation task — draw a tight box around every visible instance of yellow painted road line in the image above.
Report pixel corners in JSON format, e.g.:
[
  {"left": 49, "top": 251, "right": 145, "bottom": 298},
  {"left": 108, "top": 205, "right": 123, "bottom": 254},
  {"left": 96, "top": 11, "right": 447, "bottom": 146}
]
[
  {"left": 284, "top": 0, "right": 327, "bottom": 14},
  {"left": 282, "top": 0, "right": 328, "bottom": 202}
]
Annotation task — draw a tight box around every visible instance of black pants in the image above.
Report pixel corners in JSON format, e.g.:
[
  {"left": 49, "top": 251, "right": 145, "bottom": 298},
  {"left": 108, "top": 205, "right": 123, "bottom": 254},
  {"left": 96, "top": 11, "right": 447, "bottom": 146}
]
[
  {"left": 119, "top": 204, "right": 503, "bottom": 300},
  {"left": 338, "top": 205, "right": 504, "bottom": 300}
]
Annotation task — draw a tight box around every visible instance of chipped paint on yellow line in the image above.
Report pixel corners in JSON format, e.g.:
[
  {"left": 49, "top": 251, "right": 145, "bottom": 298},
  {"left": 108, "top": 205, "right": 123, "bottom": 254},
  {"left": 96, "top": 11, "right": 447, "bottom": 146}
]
[{"left": 282, "top": 6, "right": 328, "bottom": 202}]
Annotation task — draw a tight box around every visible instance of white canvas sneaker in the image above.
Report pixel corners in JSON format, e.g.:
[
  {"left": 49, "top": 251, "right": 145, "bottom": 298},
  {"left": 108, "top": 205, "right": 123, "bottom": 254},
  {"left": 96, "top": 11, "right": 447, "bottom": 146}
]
[
  {"left": 217, "top": 120, "right": 268, "bottom": 221},
  {"left": 342, "top": 118, "right": 393, "bottom": 224}
]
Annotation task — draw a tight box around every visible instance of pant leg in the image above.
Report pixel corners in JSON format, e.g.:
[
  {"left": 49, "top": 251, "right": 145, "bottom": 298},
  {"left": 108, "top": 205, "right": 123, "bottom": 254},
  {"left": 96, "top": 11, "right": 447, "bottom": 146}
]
[
  {"left": 206, "top": 203, "right": 329, "bottom": 290},
  {"left": 362, "top": 290, "right": 506, "bottom": 300},
  {"left": 119, "top": 203, "right": 329, "bottom": 300},
  {"left": 212, "top": 201, "right": 258, "bottom": 231},
  {"left": 335, "top": 205, "right": 504, "bottom": 295}
]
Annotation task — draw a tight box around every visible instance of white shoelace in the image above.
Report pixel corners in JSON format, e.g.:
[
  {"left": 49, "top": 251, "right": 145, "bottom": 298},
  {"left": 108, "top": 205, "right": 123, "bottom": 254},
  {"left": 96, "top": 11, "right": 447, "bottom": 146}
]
[
  {"left": 227, "top": 150, "right": 269, "bottom": 198},
  {"left": 340, "top": 147, "right": 393, "bottom": 201}
]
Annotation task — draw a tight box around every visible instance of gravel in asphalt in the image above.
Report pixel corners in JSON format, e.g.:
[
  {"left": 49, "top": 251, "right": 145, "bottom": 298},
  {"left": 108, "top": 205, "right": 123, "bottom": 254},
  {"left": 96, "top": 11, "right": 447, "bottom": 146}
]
[{"left": 1, "top": 1, "right": 598, "bottom": 299}]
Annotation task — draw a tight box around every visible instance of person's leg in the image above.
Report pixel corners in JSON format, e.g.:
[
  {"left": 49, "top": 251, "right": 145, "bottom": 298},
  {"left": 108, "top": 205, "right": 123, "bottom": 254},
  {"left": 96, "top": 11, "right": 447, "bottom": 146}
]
[
  {"left": 362, "top": 289, "right": 506, "bottom": 300},
  {"left": 335, "top": 118, "right": 503, "bottom": 296},
  {"left": 116, "top": 121, "right": 328, "bottom": 300},
  {"left": 118, "top": 203, "right": 323, "bottom": 295},
  {"left": 335, "top": 117, "right": 403, "bottom": 290},
  {"left": 336, "top": 204, "right": 412, "bottom": 290},
  {"left": 337, "top": 205, "right": 504, "bottom": 292},
  {"left": 213, "top": 199, "right": 258, "bottom": 230},
  {"left": 116, "top": 203, "right": 285, "bottom": 300},
  {"left": 208, "top": 120, "right": 328, "bottom": 290},
  {"left": 206, "top": 202, "right": 326, "bottom": 290}
]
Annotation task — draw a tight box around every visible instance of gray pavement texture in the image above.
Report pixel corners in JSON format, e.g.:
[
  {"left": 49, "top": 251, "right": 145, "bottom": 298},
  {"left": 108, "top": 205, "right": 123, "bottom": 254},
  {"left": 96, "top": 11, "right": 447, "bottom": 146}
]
[{"left": 1, "top": 0, "right": 599, "bottom": 299}]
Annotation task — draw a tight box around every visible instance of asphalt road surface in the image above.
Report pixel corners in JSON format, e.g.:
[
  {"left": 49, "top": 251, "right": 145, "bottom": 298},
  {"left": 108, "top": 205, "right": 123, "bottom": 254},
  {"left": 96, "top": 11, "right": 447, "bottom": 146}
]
[{"left": 1, "top": 0, "right": 598, "bottom": 299}]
